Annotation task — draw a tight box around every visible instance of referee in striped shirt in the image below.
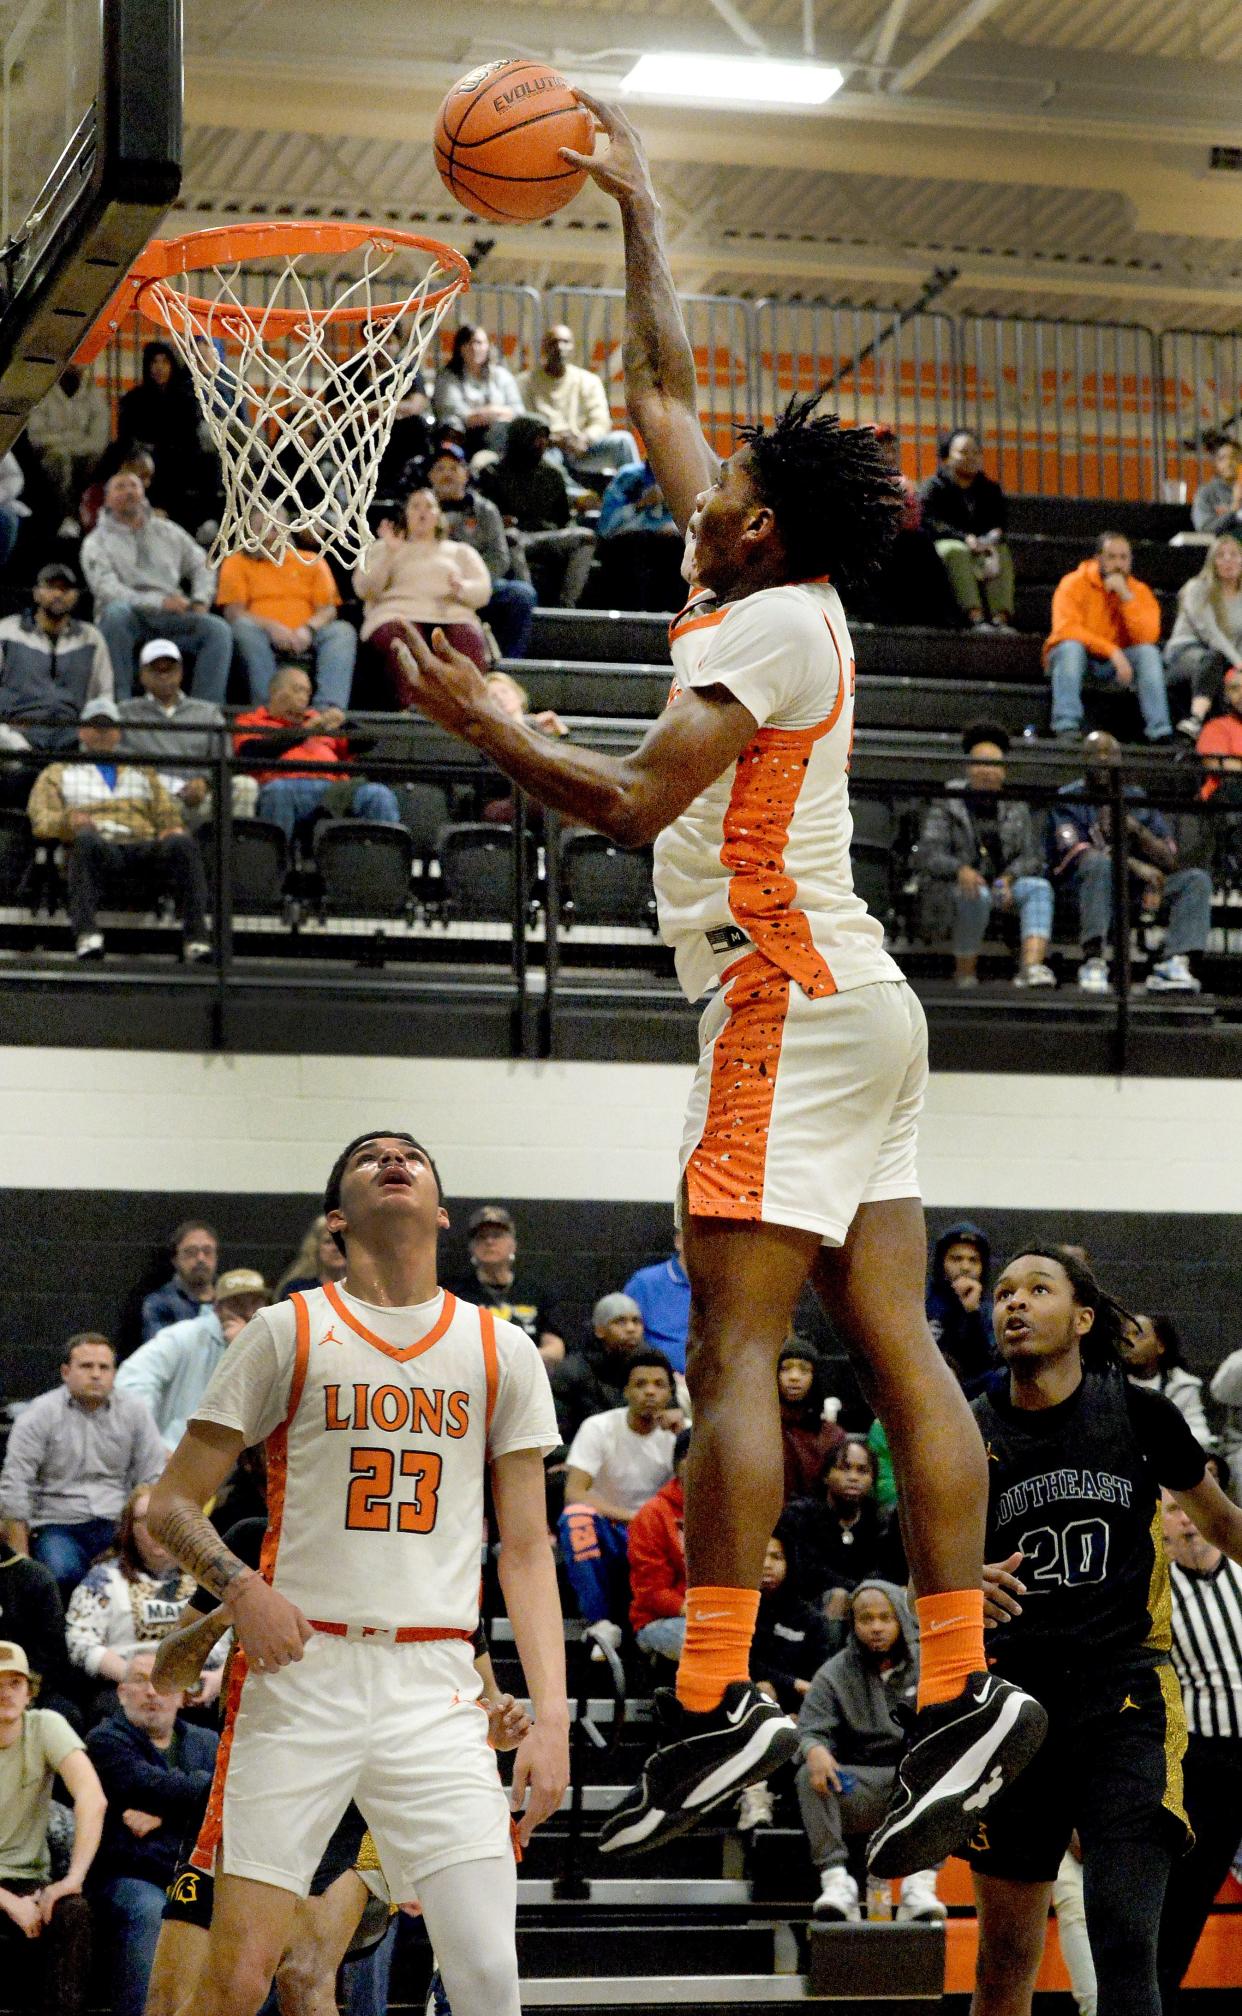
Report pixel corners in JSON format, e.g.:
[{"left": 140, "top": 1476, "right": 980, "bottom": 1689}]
[{"left": 1158, "top": 1484, "right": 1242, "bottom": 2011}]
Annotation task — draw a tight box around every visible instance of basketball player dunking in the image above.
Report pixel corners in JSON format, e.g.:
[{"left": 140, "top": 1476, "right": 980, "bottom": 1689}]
[
  {"left": 148, "top": 1132, "right": 568, "bottom": 2016},
  {"left": 394, "top": 95, "right": 1045, "bottom": 1874}
]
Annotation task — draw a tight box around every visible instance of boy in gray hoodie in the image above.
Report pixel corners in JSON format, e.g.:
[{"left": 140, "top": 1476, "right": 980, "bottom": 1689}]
[{"left": 796, "top": 1579, "right": 945, "bottom": 1924}]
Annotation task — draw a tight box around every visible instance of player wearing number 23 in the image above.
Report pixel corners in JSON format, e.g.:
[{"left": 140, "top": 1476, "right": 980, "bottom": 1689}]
[{"left": 963, "top": 1246, "right": 1242, "bottom": 2016}]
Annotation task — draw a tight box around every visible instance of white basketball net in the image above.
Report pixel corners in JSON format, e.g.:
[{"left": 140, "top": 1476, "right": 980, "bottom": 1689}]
[{"left": 146, "top": 237, "right": 468, "bottom": 566}]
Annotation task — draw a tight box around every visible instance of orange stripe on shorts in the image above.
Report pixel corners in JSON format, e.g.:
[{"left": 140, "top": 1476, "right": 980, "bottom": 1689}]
[
  {"left": 685, "top": 952, "right": 791, "bottom": 1221},
  {"left": 189, "top": 1646, "right": 249, "bottom": 1874}
]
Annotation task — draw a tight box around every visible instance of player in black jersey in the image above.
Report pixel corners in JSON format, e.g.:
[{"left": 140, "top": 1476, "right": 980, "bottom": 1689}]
[{"left": 965, "top": 1246, "right": 1242, "bottom": 2016}]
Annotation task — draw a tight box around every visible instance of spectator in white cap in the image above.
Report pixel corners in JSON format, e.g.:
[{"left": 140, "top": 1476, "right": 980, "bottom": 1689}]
[
  {"left": 118, "top": 639, "right": 237, "bottom": 828},
  {"left": 26, "top": 697, "right": 212, "bottom": 962},
  {"left": 0, "top": 1638, "right": 104, "bottom": 2014},
  {"left": 116, "top": 1269, "right": 270, "bottom": 1453}
]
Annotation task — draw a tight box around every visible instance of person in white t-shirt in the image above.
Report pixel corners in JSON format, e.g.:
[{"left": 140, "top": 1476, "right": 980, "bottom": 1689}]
[
  {"left": 390, "top": 100, "right": 1045, "bottom": 1876},
  {"left": 557, "top": 1352, "right": 677, "bottom": 1651},
  {"left": 147, "top": 1130, "right": 568, "bottom": 2016}
]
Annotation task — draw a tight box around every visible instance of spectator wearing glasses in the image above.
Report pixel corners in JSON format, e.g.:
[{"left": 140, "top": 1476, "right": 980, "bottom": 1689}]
[
  {"left": 1044, "top": 533, "right": 1172, "bottom": 743},
  {"left": 141, "top": 1222, "right": 218, "bottom": 1341},
  {"left": 917, "top": 720, "right": 1056, "bottom": 989}
]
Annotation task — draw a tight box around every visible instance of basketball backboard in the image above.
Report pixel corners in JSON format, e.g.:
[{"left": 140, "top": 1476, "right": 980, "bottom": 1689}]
[{"left": 0, "top": 0, "right": 181, "bottom": 449}]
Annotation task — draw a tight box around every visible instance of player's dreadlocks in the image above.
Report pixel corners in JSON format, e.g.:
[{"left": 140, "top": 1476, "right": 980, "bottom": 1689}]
[
  {"left": 735, "top": 392, "right": 906, "bottom": 595},
  {"left": 1005, "top": 1242, "right": 1134, "bottom": 1367}
]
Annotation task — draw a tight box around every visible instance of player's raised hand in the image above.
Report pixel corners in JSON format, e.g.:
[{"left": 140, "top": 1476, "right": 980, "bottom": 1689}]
[
  {"left": 982, "top": 1551, "right": 1026, "bottom": 1629},
  {"left": 393, "top": 628, "right": 492, "bottom": 738},
  {"left": 225, "top": 1574, "right": 313, "bottom": 1672},
  {"left": 559, "top": 91, "right": 657, "bottom": 209},
  {"left": 510, "top": 1720, "right": 570, "bottom": 1845}
]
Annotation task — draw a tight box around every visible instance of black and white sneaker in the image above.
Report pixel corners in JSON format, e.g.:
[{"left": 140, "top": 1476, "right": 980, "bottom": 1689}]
[
  {"left": 598, "top": 1681, "right": 798, "bottom": 1857},
  {"left": 866, "top": 1671, "right": 1047, "bottom": 1877}
]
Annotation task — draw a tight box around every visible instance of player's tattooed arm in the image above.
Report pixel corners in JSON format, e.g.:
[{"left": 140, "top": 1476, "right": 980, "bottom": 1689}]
[
  {"left": 561, "top": 90, "right": 716, "bottom": 530},
  {"left": 152, "top": 1604, "right": 232, "bottom": 1694},
  {"left": 155, "top": 1503, "right": 253, "bottom": 1603}
]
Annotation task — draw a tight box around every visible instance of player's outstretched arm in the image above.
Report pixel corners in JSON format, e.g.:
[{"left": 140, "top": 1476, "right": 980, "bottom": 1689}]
[
  {"left": 152, "top": 1603, "right": 232, "bottom": 1694},
  {"left": 561, "top": 92, "right": 716, "bottom": 532},
  {"left": 491, "top": 1447, "right": 570, "bottom": 1845},
  {"left": 149, "top": 1422, "right": 313, "bottom": 1673},
  {"left": 395, "top": 630, "right": 757, "bottom": 845}
]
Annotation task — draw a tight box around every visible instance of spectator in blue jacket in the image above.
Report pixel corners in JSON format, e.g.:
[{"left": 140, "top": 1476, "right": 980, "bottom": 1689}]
[
  {"left": 117, "top": 1270, "right": 269, "bottom": 1452},
  {"left": 87, "top": 1649, "right": 217, "bottom": 2016},
  {"left": 1048, "top": 729, "right": 1212, "bottom": 995},
  {"left": 624, "top": 1229, "right": 691, "bottom": 1376},
  {"left": 140, "top": 1222, "right": 218, "bottom": 1341},
  {"left": 926, "top": 1221, "right": 996, "bottom": 1389},
  {"left": 594, "top": 461, "right": 686, "bottom": 612}
]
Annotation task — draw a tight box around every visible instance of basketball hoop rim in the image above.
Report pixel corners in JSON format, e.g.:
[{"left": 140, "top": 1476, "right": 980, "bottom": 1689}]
[{"left": 132, "top": 220, "right": 471, "bottom": 338}]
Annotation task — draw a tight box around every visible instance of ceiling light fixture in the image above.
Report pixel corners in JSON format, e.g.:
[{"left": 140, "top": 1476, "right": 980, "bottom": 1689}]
[{"left": 621, "top": 52, "right": 844, "bottom": 106}]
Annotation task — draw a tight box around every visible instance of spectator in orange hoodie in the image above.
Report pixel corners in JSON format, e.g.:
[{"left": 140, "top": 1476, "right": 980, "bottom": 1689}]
[
  {"left": 232, "top": 663, "right": 399, "bottom": 841},
  {"left": 628, "top": 1430, "right": 690, "bottom": 1665},
  {"left": 1045, "top": 532, "right": 1172, "bottom": 743}
]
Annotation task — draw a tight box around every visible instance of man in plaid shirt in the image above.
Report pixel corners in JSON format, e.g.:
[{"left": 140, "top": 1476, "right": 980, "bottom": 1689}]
[{"left": 27, "top": 696, "right": 211, "bottom": 962}]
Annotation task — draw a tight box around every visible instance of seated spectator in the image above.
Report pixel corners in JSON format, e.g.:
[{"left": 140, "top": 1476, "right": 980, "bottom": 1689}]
[
  {"left": 518, "top": 324, "right": 639, "bottom": 488},
  {"left": 25, "top": 367, "right": 110, "bottom": 521},
  {"left": 778, "top": 1343, "right": 845, "bottom": 1503},
  {"left": 1197, "top": 664, "right": 1242, "bottom": 802},
  {"left": 796, "top": 1582, "right": 943, "bottom": 1923},
  {"left": 917, "top": 428, "right": 1015, "bottom": 628},
  {"left": 477, "top": 417, "right": 595, "bottom": 608},
  {"left": 578, "top": 1292, "right": 646, "bottom": 1416},
  {"left": 1166, "top": 535, "right": 1242, "bottom": 739},
  {"left": 141, "top": 1222, "right": 218, "bottom": 1342},
  {"left": 1191, "top": 437, "right": 1242, "bottom": 541},
  {"left": 0, "top": 452, "right": 29, "bottom": 572},
  {"left": 425, "top": 443, "right": 538, "bottom": 658},
  {"left": 0, "top": 1536, "right": 76, "bottom": 1725},
  {"left": 624, "top": 1227, "right": 691, "bottom": 1375},
  {"left": 1049, "top": 729, "right": 1210, "bottom": 993},
  {"left": 1044, "top": 532, "right": 1172, "bottom": 742},
  {"left": 118, "top": 640, "right": 228, "bottom": 828},
  {"left": 431, "top": 326, "right": 523, "bottom": 456},
  {"left": 27, "top": 698, "right": 212, "bottom": 962},
  {"left": 232, "top": 664, "right": 400, "bottom": 843},
  {"left": 116, "top": 341, "right": 207, "bottom": 527},
  {"left": 0, "top": 563, "right": 112, "bottom": 756},
  {"left": 854, "top": 427, "right": 962, "bottom": 629},
  {"left": 65, "top": 1488, "right": 213, "bottom": 1725},
  {"left": 80, "top": 472, "right": 232, "bottom": 703},
  {"left": 752, "top": 1523, "right": 832, "bottom": 1715},
  {"left": 917, "top": 721, "right": 1056, "bottom": 989},
  {"left": 217, "top": 507, "right": 356, "bottom": 710},
  {"left": 354, "top": 488, "right": 493, "bottom": 693},
  {"left": 1116, "top": 1314, "right": 1213, "bottom": 1447},
  {"left": 0, "top": 1334, "right": 166, "bottom": 1598},
  {"left": 557, "top": 1352, "right": 678, "bottom": 1655},
  {"left": 781, "top": 1438, "right": 906, "bottom": 1620},
  {"left": 628, "top": 1428, "right": 690, "bottom": 1664},
  {"left": 444, "top": 1205, "right": 566, "bottom": 1360},
  {"left": 116, "top": 1269, "right": 269, "bottom": 1454},
  {"left": 0, "top": 1640, "right": 104, "bottom": 2016},
  {"left": 77, "top": 445, "right": 156, "bottom": 538},
  {"left": 86, "top": 1650, "right": 217, "bottom": 2016},
  {"left": 276, "top": 1215, "right": 348, "bottom": 1298},
  {"left": 926, "top": 1221, "right": 996, "bottom": 1387},
  {"left": 593, "top": 461, "right": 686, "bottom": 612}
]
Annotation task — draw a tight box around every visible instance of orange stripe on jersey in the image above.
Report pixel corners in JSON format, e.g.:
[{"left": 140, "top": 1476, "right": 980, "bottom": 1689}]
[
  {"left": 668, "top": 607, "right": 728, "bottom": 647},
  {"left": 258, "top": 1294, "right": 312, "bottom": 1585},
  {"left": 480, "top": 1307, "right": 499, "bottom": 1447},
  {"left": 322, "top": 1279, "right": 458, "bottom": 1364},
  {"left": 189, "top": 1648, "right": 249, "bottom": 1873},
  {"left": 685, "top": 952, "right": 791, "bottom": 1220}
]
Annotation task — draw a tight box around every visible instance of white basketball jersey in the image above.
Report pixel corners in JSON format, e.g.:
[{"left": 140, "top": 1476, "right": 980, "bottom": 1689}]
[
  {"left": 652, "top": 579, "right": 902, "bottom": 1005},
  {"left": 194, "top": 1282, "right": 558, "bottom": 1635}
]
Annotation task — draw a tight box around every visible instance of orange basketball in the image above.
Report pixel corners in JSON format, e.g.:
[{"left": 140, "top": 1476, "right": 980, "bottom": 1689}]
[{"left": 434, "top": 60, "right": 594, "bottom": 224}]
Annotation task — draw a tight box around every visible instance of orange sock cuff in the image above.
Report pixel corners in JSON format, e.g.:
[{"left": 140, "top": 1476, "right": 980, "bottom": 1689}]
[
  {"left": 915, "top": 1589, "right": 986, "bottom": 1709},
  {"left": 676, "top": 1585, "right": 761, "bottom": 1714}
]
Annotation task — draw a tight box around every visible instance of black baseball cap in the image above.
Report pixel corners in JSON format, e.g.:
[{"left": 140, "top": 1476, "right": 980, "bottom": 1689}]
[
  {"left": 468, "top": 1205, "right": 514, "bottom": 1236},
  {"left": 36, "top": 562, "right": 77, "bottom": 587}
]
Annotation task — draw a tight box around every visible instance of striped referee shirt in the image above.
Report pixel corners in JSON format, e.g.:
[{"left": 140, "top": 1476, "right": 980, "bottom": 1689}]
[{"left": 1169, "top": 1554, "right": 1242, "bottom": 1740}]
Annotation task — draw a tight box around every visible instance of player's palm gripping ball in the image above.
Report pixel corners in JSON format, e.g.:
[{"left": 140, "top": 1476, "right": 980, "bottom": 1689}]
[{"left": 434, "top": 60, "right": 594, "bottom": 222}]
